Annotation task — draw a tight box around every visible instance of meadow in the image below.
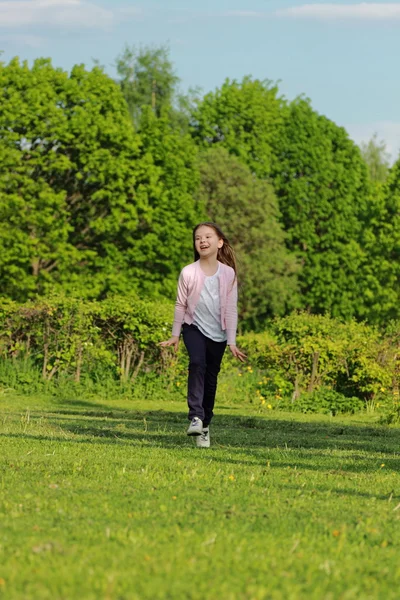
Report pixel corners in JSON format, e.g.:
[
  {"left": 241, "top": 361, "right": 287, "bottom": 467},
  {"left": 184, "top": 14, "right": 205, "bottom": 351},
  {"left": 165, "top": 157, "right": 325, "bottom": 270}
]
[{"left": 1, "top": 394, "right": 400, "bottom": 599}]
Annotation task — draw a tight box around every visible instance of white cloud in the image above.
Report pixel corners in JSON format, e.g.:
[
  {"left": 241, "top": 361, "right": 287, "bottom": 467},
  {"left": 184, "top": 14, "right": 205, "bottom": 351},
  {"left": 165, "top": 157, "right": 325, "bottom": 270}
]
[
  {"left": 346, "top": 121, "right": 400, "bottom": 163},
  {"left": 276, "top": 3, "right": 400, "bottom": 21},
  {"left": 0, "top": 0, "right": 114, "bottom": 29}
]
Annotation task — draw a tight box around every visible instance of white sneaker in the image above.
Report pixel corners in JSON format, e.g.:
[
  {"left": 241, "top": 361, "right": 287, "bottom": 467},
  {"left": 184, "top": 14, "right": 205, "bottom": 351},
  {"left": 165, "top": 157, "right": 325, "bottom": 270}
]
[
  {"left": 196, "top": 428, "right": 210, "bottom": 448},
  {"left": 187, "top": 417, "right": 203, "bottom": 436}
]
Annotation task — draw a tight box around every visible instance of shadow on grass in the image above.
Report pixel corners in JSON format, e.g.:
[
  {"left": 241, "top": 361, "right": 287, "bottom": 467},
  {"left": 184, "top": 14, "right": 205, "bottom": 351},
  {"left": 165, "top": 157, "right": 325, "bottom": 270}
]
[
  {"left": 2, "top": 400, "right": 400, "bottom": 475},
  {"left": 51, "top": 404, "right": 400, "bottom": 452},
  {"left": 278, "top": 483, "right": 397, "bottom": 501}
]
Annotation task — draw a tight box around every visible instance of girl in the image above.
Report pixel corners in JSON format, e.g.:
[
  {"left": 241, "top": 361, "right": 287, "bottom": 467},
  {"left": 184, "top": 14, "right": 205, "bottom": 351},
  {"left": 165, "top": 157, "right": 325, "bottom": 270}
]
[{"left": 160, "top": 222, "right": 246, "bottom": 448}]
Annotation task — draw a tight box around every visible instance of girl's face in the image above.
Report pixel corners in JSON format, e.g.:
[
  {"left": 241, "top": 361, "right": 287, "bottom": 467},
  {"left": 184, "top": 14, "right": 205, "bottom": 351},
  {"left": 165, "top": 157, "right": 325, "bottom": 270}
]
[{"left": 194, "top": 225, "right": 223, "bottom": 259}]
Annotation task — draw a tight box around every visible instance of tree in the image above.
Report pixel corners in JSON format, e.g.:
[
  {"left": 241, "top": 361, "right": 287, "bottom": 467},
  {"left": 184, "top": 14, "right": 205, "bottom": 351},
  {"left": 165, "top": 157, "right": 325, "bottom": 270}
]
[
  {"left": 191, "top": 80, "right": 376, "bottom": 320},
  {"left": 0, "top": 58, "right": 146, "bottom": 300},
  {"left": 115, "top": 45, "right": 180, "bottom": 126},
  {"left": 122, "top": 106, "right": 204, "bottom": 299},
  {"left": 357, "top": 158, "right": 400, "bottom": 324},
  {"left": 270, "top": 98, "right": 373, "bottom": 320},
  {"left": 191, "top": 76, "right": 286, "bottom": 178},
  {"left": 0, "top": 57, "right": 201, "bottom": 301},
  {"left": 360, "top": 133, "right": 391, "bottom": 185},
  {"left": 0, "top": 58, "right": 96, "bottom": 300},
  {"left": 196, "top": 147, "right": 300, "bottom": 329}
]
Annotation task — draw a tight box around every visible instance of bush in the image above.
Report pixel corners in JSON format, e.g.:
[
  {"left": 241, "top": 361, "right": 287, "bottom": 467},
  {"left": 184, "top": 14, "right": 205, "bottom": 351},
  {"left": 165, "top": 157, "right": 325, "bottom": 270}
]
[
  {"left": 288, "top": 388, "right": 364, "bottom": 415},
  {"left": 0, "top": 294, "right": 173, "bottom": 387},
  {"left": 238, "top": 312, "right": 397, "bottom": 410},
  {"left": 0, "top": 299, "right": 399, "bottom": 416}
]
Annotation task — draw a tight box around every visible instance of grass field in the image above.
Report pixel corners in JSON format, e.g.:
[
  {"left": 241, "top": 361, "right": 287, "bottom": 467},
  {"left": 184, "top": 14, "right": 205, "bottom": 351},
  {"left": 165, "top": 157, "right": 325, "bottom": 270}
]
[{"left": 1, "top": 394, "right": 400, "bottom": 600}]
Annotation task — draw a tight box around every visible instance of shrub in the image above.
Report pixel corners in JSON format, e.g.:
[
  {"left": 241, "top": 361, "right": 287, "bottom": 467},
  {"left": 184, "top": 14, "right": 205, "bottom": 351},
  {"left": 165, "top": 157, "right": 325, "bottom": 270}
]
[
  {"left": 0, "top": 299, "right": 399, "bottom": 415},
  {"left": 0, "top": 294, "right": 173, "bottom": 386},
  {"left": 238, "top": 312, "right": 397, "bottom": 408},
  {"left": 289, "top": 388, "right": 364, "bottom": 415}
]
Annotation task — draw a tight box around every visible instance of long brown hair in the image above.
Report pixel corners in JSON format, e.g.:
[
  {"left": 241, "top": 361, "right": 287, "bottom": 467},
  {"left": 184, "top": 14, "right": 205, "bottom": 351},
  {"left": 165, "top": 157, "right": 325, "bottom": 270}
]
[{"left": 193, "top": 222, "right": 237, "bottom": 274}]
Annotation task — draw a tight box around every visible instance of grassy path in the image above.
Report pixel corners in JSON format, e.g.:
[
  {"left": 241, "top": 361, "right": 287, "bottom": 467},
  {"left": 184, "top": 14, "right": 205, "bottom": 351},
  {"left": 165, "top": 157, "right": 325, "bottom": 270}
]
[{"left": 1, "top": 395, "right": 400, "bottom": 599}]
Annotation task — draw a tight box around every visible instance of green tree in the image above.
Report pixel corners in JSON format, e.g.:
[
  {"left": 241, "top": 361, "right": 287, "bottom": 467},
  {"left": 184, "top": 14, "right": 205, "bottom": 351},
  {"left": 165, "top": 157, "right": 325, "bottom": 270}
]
[
  {"left": 0, "top": 139, "right": 76, "bottom": 301},
  {"left": 191, "top": 76, "right": 285, "bottom": 178},
  {"left": 0, "top": 57, "right": 201, "bottom": 301},
  {"left": 271, "top": 98, "right": 372, "bottom": 320},
  {"left": 196, "top": 147, "right": 300, "bottom": 329},
  {"left": 272, "top": 99, "right": 376, "bottom": 318},
  {"left": 360, "top": 133, "right": 391, "bottom": 185},
  {"left": 116, "top": 45, "right": 180, "bottom": 126},
  {"left": 0, "top": 58, "right": 86, "bottom": 299},
  {"left": 192, "top": 81, "right": 377, "bottom": 320},
  {"left": 358, "top": 158, "right": 400, "bottom": 324},
  {"left": 127, "top": 106, "right": 204, "bottom": 299},
  {"left": 0, "top": 57, "right": 145, "bottom": 299},
  {"left": 356, "top": 135, "right": 396, "bottom": 324}
]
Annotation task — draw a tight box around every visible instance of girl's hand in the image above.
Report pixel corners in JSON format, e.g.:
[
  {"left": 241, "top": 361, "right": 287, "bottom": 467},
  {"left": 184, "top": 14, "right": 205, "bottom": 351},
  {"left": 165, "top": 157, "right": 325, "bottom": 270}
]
[
  {"left": 229, "top": 345, "right": 247, "bottom": 363},
  {"left": 159, "top": 336, "right": 180, "bottom": 352}
]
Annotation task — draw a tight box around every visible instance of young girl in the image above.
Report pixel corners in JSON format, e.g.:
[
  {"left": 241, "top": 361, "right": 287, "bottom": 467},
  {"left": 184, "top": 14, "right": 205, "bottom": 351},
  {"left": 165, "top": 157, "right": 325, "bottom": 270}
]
[{"left": 160, "top": 222, "right": 246, "bottom": 448}]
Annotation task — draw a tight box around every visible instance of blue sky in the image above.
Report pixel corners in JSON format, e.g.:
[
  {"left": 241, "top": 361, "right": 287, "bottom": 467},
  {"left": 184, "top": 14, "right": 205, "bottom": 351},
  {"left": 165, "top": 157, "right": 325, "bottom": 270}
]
[{"left": 1, "top": 0, "right": 400, "bottom": 159}]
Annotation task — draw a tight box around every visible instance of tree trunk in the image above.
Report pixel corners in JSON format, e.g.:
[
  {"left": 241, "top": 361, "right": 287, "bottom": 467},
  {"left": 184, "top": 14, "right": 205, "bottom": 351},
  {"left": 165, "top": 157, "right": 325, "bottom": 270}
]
[
  {"left": 75, "top": 344, "right": 83, "bottom": 383},
  {"left": 131, "top": 351, "right": 145, "bottom": 382},
  {"left": 307, "top": 351, "right": 320, "bottom": 393}
]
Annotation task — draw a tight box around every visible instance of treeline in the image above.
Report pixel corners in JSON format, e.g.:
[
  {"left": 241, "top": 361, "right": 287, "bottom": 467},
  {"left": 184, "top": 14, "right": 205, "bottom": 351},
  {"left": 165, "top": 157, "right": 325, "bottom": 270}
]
[{"left": 1, "top": 47, "right": 400, "bottom": 330}]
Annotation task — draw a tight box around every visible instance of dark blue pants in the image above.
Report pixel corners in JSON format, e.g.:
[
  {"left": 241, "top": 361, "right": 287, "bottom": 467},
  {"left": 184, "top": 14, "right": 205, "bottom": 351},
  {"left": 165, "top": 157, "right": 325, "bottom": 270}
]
[{"left": 182, "top": 324, "right": 227, "bottom": 427}]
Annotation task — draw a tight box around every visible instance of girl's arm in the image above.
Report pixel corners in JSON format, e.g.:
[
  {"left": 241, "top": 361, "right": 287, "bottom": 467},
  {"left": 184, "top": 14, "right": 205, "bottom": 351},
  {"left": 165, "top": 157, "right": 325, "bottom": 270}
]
[
  {"left": 159, "top": 271, "right": 188, "bottom": 352},
  {"left": 225, "top": 276, "right": 247, "bottom": 363},
  {"left": 225, "top": 277, "right": 238, "bottom": 346},
  {"left": 172, "top": 271, "right": 188, "bottom": 337}
]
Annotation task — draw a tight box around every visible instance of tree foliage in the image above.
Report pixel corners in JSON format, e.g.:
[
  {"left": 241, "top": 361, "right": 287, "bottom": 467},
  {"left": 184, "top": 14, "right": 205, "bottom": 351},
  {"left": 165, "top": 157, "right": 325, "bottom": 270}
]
[
  {"left": 269, "top": 99, "right": 374, "bottom": 320},
  {"left": 192, "top": 77, "right": 285, "bottom": 178},
  {"left": 196, "top": 147, "right": 299, "bottom": 329},
  {"left": 0, "top": 57, "right": 201, "bottom": 301},
  {"left": 357, "top": 158, "right": 400, "bottom": 323},
  {"left": 192, "top": 82, "right": 377, "bottom": 321},
  {"left": 116, "top": 45, "right": 180, "bottom": 126},
  {"left": 1, "top": 51, "right": 399, "bottom": 329},
  {"left": 360, "top": 133, "right": 391, "bottom": 184},
  {"left": 0, "top": 58, "right": 143, "bottom": 299},
  {"left": 125, "top": 106, "right": 203, "bottom": 299}
]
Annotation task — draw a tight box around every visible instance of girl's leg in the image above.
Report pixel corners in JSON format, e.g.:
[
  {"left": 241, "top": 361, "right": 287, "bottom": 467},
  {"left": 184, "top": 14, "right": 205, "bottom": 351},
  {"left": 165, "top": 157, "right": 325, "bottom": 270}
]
[
  {"left": 182, "top": 324, "right": 207, "bottom": 422},
  {"left": 202, "top": 338, "right": 227, "bottom": 427}
]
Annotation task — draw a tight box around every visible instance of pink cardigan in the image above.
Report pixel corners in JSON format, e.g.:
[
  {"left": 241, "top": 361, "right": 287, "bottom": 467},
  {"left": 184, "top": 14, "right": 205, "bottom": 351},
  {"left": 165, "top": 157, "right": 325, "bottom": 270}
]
[{"left": 171, "top": 260, "right": 238, "bottom": 345}]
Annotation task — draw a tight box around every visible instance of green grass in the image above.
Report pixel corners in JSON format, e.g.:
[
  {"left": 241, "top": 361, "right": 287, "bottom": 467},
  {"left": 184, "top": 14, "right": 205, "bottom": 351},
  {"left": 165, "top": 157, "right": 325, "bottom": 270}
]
[{"left": 1, "top": 394, "right": 400, "bottom": 599}]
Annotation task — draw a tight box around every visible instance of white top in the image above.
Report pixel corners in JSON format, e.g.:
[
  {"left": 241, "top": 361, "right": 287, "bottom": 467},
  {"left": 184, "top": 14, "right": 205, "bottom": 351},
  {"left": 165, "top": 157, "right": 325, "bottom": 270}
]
[{"left": 193, "top": 265, "right": 227, "bottom": 342}]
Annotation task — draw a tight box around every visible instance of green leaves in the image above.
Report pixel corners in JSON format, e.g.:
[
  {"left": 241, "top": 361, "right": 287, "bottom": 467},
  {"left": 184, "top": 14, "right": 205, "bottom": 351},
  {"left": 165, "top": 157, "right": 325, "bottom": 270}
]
[
  {"left": 192, "top": 81, "right": 378, "bottom": 322},
  {"left": 360, "top": 134, "right": 391, "bottom": 185},
  {"left": 0, "top": 57, "right": 201, "bottom": 302},
  {"left": 0, "top": 58, "right": 141, "bottom": 299},
  {"left": 0, "top": 294, "right": 173, "bottom": 383},
  {"left": 124, "top": 106, "right": 203, "bottom": 299},
  {"left": 239, "top": 312, "right": 394, "bottom": 403},
  {"left": 196, "top": 147, "right": 299, "bottom": 329},
  {"left": 360, "top": 157, "right": 400, "bottom": 324},
  {"left": 2, "top": 53, "right": 400, "bottom": 327},
  {"left": 192, "top": 76, "right": 285, "bottom": 178},
  {"left": 116, "top": 44, "right": 180, "bottom": 126},
  {"left": 270, "top": 99, "right": 373, "bottom": 320}
]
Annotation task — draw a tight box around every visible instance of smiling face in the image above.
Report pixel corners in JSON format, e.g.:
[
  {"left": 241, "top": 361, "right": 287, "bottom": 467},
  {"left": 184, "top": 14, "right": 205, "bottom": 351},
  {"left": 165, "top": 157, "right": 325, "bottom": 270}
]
[{"left": 194, "top": 225, "right": 224, "bottom": 260}]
